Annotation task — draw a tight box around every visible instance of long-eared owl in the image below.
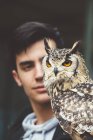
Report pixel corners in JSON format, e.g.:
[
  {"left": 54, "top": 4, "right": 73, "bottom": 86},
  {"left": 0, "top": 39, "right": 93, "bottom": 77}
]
[{"left": 42, "top": 38, "right": 93, "bottom": 138}]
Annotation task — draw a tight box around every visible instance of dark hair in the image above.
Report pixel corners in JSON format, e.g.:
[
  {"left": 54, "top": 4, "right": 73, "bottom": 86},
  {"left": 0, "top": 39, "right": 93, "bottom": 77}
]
[{"left": 10, "top": 21, "right": 63, "bottom": 69}]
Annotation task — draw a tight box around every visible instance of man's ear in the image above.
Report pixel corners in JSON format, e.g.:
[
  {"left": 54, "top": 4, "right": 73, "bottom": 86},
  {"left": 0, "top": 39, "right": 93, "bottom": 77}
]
[{"left": 12, "top": 70, "right": 22, "bottom": 87}]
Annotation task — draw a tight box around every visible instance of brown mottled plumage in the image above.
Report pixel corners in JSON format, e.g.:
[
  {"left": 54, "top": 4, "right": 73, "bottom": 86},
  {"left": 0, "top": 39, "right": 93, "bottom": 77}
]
[{"left": 42, "top": 39, "right": 93, "bottom": 139}]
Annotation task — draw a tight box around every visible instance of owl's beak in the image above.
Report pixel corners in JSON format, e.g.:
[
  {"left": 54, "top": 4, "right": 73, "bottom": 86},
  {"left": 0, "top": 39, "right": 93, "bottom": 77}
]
[{"left": 54, "top": 67, "right": 59, "bottom": 76}]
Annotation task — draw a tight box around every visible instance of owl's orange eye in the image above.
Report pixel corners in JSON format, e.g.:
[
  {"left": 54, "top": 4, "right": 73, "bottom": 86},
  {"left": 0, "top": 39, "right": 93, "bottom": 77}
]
[
  {"left": 62, "top": 60, "right": 72, "bottom": 67},
  {"left": 46, "top": 61, "right": 51, "bottom": 68}
]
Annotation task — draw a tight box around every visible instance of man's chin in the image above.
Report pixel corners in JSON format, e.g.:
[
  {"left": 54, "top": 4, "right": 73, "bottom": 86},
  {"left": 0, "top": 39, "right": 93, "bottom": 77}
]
[
  {"left": 38, "top": 94, "right": 50, "bottom": 103},
  {"left": 40, "top": 98, "right": 51, "bottom": 105}
]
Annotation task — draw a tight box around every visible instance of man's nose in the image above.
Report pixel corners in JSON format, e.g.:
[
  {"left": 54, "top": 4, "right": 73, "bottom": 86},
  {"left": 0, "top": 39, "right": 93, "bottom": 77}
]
[{"left": 35, "top": 64, "right": 43, "bottom": 80}]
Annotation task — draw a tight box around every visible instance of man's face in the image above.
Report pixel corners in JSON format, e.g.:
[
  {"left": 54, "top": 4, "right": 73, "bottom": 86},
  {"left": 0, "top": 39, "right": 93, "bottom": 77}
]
[{"left": 12, "top": 39, "right": 56, "bottom": 104}]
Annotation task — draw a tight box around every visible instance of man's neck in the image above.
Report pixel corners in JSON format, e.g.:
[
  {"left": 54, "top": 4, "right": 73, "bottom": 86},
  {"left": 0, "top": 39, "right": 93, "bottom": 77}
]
[{"left": 30, "top": 101, "right": 54, "bottom": 125}]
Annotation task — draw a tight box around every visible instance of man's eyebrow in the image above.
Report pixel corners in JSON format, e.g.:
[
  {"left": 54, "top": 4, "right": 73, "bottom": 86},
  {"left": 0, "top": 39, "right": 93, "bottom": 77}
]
[
  {"left": 39, "top": 56, "right": 45, "bottom": 61},
  {"left": 19, "top": 61, "right": 33, "bottom": 66}
]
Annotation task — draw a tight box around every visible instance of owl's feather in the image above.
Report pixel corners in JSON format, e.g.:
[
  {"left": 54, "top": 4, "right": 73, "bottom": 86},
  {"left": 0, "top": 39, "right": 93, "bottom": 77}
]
[
  {"left": 71, "top": 83, "right": 93, "bottom": 96},
  {"left": 42, "top": 39, "right": 93, "bottom": 139}
]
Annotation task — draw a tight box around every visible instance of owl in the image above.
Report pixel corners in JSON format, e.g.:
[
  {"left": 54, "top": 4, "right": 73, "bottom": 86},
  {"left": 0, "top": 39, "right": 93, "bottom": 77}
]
[{"left": 42, "top": 39, "right": 93, "bottom": 139}]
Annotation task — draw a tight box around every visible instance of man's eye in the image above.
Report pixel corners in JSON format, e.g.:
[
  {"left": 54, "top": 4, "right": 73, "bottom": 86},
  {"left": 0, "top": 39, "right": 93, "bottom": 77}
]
[
  {"left": 62, "top": 60, "right": 72, "bottom": 67},
  {"left": 22, "top": 64, "right": 34, "bottom": 71}
]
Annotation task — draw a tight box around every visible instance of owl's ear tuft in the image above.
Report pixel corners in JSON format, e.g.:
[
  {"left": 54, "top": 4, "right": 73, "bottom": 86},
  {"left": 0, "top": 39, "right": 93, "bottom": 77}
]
[
  {"left": 69, "top": 40, "right": 83, "bottom": 55},
  {"left": 65, "top": 40, "right": 83, "bottom": 59},
  {"left": 44, "top": 38, "right": 51, "bottom": 54}
]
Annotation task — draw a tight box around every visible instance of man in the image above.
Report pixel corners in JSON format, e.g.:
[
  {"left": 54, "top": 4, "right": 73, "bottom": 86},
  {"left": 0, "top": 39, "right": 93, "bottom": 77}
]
[{"left": 8, "top": 21, "right": 72, "bottom": 140}]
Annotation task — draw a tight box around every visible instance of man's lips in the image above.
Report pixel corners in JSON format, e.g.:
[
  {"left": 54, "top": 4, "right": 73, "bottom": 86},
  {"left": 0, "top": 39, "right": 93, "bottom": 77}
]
[{"left": 32, "top": 85, "right": 47, "bottom": 93}]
